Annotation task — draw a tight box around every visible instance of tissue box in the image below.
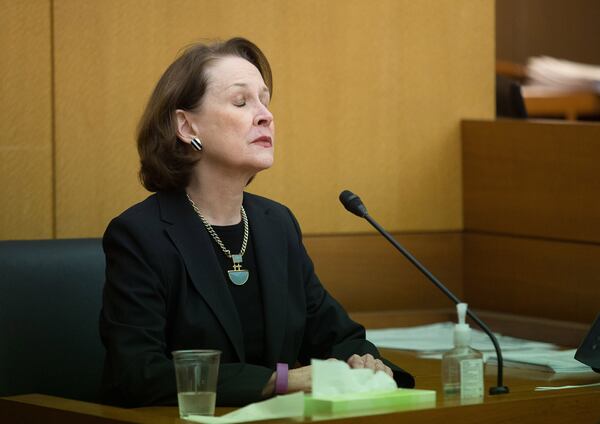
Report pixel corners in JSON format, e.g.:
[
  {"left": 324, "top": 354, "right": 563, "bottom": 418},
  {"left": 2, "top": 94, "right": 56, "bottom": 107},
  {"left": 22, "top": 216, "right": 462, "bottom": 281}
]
[{"left": 304, "top": 388, "right": 436, "bottom": 415}]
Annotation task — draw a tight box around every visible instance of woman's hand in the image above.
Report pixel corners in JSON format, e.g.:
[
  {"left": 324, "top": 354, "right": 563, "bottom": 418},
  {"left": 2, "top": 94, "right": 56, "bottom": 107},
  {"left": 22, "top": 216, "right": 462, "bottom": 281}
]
[
  {"left": 287, "top": 365, "right": 313, "bottom": 393},
  {"left": 347, "top": 353, "right": 393, "bottom": 377},
  {"left": 262, "top": 355, "right": 392, "bottom": 397}
]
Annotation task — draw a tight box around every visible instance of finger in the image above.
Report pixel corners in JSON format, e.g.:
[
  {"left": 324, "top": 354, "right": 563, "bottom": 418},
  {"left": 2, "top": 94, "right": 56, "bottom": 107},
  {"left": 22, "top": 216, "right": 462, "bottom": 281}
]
[
  {"left": 371, "top": 358, "right": 394, "bottom": 377},
  {"left": 384, "top": 365, "right": 393, "bottom": 377},
  {"left": 363, "top": 354, "right": 376, "bottom": 371},
  {"left": 348, "top": 354, "right": 364, "bottom": 368},
  {"left": 373, "top": 359, "right": 385, "bottom": 372},
  {"left": 347, "top": 354, "right": 365, "bottom": 368}
]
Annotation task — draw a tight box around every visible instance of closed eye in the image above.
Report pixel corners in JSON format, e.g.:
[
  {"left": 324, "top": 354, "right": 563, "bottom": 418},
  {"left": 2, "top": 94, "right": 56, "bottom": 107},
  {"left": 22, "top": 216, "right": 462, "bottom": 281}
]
[{"left": 259, "top": 92, "right": 270, "bottom": 107}]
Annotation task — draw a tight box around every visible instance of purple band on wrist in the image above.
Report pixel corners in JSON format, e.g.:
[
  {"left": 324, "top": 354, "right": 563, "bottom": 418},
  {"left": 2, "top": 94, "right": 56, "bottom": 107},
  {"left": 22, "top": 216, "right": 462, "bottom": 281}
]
[{"left": 275, "top": 362, "right": 288, "bottom": 394}]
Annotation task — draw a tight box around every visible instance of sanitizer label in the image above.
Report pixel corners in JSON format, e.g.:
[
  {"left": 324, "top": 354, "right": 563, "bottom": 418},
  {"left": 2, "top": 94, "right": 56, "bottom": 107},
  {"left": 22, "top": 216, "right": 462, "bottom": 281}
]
[{"left": 460, "top": 359, "right": 484, "bottom": 399}]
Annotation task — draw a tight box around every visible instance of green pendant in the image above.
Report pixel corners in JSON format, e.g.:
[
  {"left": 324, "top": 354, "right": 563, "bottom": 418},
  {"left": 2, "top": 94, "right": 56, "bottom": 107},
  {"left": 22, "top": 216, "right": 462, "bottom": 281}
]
[{"left": 228, "top": 254, "right": 249, "bottom": 285}]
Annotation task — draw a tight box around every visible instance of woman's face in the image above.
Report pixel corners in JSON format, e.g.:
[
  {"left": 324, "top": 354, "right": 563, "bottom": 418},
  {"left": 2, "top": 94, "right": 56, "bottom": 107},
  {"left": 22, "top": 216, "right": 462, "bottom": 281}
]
[{"left": 191, "top": 55, "right": 274, "bottom": 177}]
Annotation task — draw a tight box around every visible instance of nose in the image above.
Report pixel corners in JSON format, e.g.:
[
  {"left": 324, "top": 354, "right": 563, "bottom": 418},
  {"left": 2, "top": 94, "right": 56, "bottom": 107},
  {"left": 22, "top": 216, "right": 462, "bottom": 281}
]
[{"left": 254, "top": 103, "right": 273, "bottom": 127}]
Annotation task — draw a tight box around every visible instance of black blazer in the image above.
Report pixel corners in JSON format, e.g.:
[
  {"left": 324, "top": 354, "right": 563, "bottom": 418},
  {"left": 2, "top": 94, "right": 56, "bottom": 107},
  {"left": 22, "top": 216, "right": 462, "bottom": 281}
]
[{"left": 99, "top": 191, "right": 414, "bottom": 407}]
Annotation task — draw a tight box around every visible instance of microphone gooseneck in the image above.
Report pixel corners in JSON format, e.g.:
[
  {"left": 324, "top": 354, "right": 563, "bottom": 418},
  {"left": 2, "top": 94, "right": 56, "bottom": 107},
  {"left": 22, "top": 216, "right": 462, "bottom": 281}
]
[{"left": 339, "top": 190, "right": 509, "bottom": 395}]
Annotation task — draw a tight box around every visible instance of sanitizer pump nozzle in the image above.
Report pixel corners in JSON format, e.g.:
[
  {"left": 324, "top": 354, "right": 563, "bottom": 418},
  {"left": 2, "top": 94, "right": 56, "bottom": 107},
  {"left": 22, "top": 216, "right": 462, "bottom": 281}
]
[{"left": 454, "top": 303, "right": 471, "bottom": 347}]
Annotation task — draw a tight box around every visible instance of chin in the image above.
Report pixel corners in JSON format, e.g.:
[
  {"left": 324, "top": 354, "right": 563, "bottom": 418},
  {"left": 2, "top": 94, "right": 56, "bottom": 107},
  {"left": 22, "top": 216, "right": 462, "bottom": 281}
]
[
  {"left": 251, "top": 152, "right": 274, "bottom": 171},
  {"left": 254, "top": 158, "right": 274, "bottom": 172}
]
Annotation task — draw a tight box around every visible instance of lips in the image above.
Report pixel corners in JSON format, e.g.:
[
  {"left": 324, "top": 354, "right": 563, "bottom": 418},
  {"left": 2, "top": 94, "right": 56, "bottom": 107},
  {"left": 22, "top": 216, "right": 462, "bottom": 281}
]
[{"left": 251, "top": 136, "right": 273, "bottom": 147}]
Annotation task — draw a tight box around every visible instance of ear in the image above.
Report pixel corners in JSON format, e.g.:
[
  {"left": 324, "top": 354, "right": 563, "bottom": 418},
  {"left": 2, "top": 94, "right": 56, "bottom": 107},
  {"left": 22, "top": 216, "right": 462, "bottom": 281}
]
[{"left": 175, "top": 109, "right": 198, "bottom": 145}]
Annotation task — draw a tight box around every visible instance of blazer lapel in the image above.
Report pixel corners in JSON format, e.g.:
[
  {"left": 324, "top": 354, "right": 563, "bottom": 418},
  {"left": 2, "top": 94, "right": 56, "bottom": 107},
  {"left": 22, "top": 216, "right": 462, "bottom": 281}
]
[
  {"left": 158, "top": 191, "right": 245, "bottom": 362},
  {"left": 244, "top": 194, "right": 288, "bottom": 367}
]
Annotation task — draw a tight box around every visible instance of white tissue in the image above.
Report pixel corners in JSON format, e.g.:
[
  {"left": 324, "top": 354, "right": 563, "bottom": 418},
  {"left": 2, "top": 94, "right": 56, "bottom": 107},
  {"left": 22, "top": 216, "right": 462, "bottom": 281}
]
[{"left": 311, "top": 359, "right": 397, "bottom": 397}]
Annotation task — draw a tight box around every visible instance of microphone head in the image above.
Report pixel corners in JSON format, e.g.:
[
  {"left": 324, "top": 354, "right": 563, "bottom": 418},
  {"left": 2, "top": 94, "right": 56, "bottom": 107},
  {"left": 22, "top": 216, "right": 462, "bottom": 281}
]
[{"left": 339, "top": 190, "right": 368, "bottom": 218}]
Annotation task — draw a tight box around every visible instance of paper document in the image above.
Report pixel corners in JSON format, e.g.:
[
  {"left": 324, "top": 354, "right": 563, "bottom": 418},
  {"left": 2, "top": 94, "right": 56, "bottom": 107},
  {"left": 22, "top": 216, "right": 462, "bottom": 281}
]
[
  {"left": 185, "top": 392, "right": 304, "bottom": 424},
  {"left": 535, "top": 382, "right": 600, "bottom": 391},
  {"left": 488, "top": 349, "right": 592, "bottom": 374},
  {"left": 526, "top": 56, "right": 600, "bottom": 93},
  {"left": 367, "top": 322, "right": 558, "bottom": 354},
  {"left": 367, "top": 323, "right": 597, "bottom": 375}
]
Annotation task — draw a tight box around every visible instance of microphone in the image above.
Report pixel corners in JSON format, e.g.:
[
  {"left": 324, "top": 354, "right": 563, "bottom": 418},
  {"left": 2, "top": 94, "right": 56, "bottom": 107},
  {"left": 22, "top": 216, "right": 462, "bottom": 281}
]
[
  {"left": 339, "top": 190, "right": 509, "bottom": 395},
  {"left": 340, "top": 191, "right": 368, "bottom": 217}
]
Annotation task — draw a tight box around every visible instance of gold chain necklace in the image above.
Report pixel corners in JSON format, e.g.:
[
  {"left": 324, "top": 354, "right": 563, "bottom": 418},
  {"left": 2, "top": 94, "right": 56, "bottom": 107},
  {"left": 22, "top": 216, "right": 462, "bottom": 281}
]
[{"left": 186, "top": 193, "right": 250, "bottom": 285}]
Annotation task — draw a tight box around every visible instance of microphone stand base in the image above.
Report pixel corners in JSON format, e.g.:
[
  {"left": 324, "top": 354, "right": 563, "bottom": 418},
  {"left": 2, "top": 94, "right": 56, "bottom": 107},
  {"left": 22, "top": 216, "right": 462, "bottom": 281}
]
[{"left": 489, "top": 386, "right": 510, "bottom": 395}]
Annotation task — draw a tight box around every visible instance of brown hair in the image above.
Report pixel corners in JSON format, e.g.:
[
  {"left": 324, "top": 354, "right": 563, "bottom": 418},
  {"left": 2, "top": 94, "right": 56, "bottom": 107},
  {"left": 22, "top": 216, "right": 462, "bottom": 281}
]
[{"left": 137, "top": 37, "right": 273, "bottom": 192}]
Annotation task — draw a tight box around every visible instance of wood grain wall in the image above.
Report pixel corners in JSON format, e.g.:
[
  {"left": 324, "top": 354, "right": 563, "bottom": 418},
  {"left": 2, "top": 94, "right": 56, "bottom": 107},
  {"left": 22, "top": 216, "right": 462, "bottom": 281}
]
[
  {"left": 464, "top": 233, "right": 600, "bottom": 324},
  {"left": 463, "top": 120, "right": 600, "bottom": 243},
  {"left": 305, "top": 232, "right": 463, "bottom": 312},
  {"left": 462, "top": 120, "right": 600, "bottom": 324},
  {"left": 1, "top": 0, "right": 494, "bottom": 240},
  {"left": 0, "top": 1, "right": 53, "bottom": 239}
]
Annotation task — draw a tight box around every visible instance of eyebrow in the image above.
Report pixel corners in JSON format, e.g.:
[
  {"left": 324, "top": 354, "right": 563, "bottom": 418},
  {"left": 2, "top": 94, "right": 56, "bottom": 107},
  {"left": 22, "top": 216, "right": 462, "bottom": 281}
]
[{"left": 227, "top": 82, "right": 270, "bottom": 96}]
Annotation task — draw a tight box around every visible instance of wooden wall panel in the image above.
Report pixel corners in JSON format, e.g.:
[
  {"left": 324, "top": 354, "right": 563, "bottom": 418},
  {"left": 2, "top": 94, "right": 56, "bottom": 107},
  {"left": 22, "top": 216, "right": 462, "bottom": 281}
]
[
  {"left": 53, "top": 0, "right": 494, "bottom": 238},
  {"left": 463, "top": 120, "right": 600, "bottom": 243},
  {"left": 0, "top": 1, "right": 53, "bottom": 239},
  {"left": 304, "top": 232, "right": 462, "bottom": 312},
  {"left": 463, "top": 233, "right": 600, "bottom": 324},
  {"left": 496, "top": 0, "right": 600, "bottom": 66}
]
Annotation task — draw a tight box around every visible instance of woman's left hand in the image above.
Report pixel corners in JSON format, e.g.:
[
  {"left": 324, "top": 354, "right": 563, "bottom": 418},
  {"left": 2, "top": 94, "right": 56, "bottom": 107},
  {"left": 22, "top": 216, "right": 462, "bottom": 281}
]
[{"left": 346, "top": 353, "right": 393, "bottom": 378}]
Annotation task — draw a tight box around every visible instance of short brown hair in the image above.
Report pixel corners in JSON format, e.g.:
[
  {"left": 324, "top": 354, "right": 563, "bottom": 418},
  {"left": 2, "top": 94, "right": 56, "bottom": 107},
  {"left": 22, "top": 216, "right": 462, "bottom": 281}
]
[{"left": 137, "top": 37, "right": 273, "bottom": 192}]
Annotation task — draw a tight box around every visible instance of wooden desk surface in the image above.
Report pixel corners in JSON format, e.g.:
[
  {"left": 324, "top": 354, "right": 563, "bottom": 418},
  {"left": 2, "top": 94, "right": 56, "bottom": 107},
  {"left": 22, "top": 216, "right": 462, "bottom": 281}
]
[
  {"left": 522, "top": 89, "right": 600, "bottom": 121},
  {"left": 2, "top": 350, "right": 599, "bottom": 424}
]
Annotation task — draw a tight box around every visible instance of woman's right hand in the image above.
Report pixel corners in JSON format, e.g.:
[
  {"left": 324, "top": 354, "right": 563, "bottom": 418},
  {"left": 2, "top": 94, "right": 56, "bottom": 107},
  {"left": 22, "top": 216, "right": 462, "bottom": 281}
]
[
  {"left": 261, "top": 364, "right": 312, "bottom": 397},
  {"left": 263, "top": 358, "right": 342, "bottom": 396},
  {"left": 287, "top": 365, "right": 312, "bottom": 393},
  {"left": 286, "top": 358, "right": 341, "bottom": 393}
]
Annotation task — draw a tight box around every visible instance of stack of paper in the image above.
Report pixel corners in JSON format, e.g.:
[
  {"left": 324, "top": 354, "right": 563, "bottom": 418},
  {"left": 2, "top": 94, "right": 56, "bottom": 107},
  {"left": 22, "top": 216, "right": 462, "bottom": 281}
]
[
  {"left": 487, "top": 349, "right": 591, "bottom": 374},
  {"left": 525, "top": 56, "right": 600, "bottom": 93},
  {"left": 305, "top": 389, "right": 436, "bottom": 415},
  {"left": 366, "top": 322, "right": 593, "bottom": 374},
  {"left": 367, "top": 322, "right": 558, "bottom": 358}
]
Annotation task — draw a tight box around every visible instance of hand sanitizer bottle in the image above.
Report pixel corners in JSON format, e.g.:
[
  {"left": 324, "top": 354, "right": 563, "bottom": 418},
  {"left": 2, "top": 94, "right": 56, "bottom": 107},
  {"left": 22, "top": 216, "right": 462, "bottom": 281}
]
[{"left": 442, "top": 303, "right": 484, "bottom": 400}]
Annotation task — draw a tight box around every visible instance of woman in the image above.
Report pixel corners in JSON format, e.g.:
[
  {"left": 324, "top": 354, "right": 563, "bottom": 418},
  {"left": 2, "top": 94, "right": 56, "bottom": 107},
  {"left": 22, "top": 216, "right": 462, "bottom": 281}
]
[{"left": 99, "top": 37, "right": 414, "bottom": 407}]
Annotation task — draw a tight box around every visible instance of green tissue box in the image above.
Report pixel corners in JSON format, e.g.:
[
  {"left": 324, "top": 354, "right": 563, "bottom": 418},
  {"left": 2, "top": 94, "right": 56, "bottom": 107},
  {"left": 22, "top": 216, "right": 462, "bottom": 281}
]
[{"left": 304, "top": 388, "right": 436, "bottom": 416}]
